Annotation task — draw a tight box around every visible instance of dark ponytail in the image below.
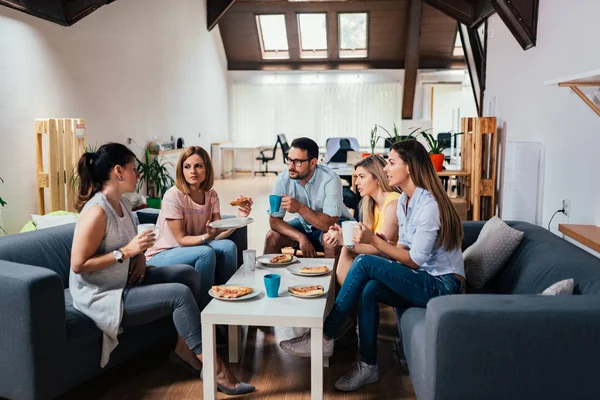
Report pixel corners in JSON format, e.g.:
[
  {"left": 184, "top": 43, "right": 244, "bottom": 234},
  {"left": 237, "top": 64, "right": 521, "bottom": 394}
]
[{"left": 75, "top": 143, "right": 136, "bottom": 211}]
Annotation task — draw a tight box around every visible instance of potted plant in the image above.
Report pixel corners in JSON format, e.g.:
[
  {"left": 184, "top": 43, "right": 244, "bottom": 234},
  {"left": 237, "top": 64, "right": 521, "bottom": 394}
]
[
  {"left": 368, "top": 126, "right": 381, "bottom": 155},
  {"left": 417, "top": 130, "right": 463, "bottom": 172},
  {"left": 375, "top": 123, "right": 419, "bottom": 147},
  {"left": 136, "top": 148, "right": 174, "bottom": 209}
]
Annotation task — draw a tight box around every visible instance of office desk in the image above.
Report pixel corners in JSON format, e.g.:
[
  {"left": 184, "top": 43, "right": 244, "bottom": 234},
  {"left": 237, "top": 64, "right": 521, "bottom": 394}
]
[{"left": 211, "top": 143, "right": 271, "bottom": 179}]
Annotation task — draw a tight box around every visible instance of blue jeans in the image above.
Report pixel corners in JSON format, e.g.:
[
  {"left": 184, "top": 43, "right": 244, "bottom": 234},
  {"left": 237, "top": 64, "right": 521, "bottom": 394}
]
[
  {"left": 287, "top": 218, "right": 324, "bottom": 251},
  {"left": 323, "top": 254, "right": 463, "bottom": 365},
  {"left": 148, "top": 239, "right": 238, "bottom": 308}
]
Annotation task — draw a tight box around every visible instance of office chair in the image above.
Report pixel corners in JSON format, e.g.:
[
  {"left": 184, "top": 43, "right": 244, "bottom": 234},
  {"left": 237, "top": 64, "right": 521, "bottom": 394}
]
[{"left": 254, "top": 134, "right": 289, "bottom": 176}]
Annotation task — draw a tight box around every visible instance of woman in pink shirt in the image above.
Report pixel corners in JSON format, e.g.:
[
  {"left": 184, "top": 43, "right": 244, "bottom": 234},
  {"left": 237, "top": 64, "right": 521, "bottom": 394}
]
[{"left": 146, "top": 146, "right": 252, "bottom": 308}]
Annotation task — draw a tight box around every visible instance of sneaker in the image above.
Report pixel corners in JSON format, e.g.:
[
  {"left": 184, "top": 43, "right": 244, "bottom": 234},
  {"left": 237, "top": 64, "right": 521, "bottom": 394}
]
[
  {"left": 279, "top": 331, "right": 334, "bottom": 357},
  {"left": 334, "top": 361, "right": 380, "bottom": 392}
]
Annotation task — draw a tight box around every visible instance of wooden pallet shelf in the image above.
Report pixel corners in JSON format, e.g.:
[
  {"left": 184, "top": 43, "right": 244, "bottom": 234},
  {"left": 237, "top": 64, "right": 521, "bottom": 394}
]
[
  {"left": 36, "top": 118, "right": 86, "bottom": 215},
  {"left": 460, "top": 116, "right": 498, "bottom": 221}
]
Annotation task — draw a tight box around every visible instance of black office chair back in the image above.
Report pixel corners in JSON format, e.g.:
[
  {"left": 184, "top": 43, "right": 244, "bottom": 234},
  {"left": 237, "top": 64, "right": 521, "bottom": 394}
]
[
  {"left": 328, "top": 138, "right": 353, "bottom": 163},
  {"left": 278, "top": 134, "right": 290, "bottom": 159},
  {"left": 437, "top": 133, "right": 451, "bottom": 149}
]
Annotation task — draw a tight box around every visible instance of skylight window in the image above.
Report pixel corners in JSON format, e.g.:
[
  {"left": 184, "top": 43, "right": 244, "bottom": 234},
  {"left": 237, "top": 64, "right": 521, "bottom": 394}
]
[
  {"left": 298, "top": 13, "right": 327, "bottom": 59},
  {"left": 338, "top": 13, "right": 368, "bottom": 58},
  {"left": 256, "top": 14, "right": 290, "bottom": 60},
  {"left": 453, "top": 31, "right": 464, "bottom": 56}
]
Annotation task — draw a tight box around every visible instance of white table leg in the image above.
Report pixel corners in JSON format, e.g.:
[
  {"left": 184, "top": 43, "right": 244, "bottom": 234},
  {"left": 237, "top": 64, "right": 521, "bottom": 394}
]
[
  {"left": 202, "top": 323, "right": 217, "bottom": 400},
  {"left": 311, "top": 327, "right": 324, "bottom": 400},
  {"left": 228, "top": 325, "right": 242, "bottom": 363}
]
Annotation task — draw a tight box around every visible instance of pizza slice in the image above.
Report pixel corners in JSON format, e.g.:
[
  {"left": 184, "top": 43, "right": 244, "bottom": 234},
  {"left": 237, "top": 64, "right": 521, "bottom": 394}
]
[
  {"left": 212, "top": 285, "right": 253, "bottom": 299},
  {"left": 299, "top": 266, "right": 330, "bottom": 274},
  {"left": 270, "top": 254, "right": 293, "bottom": 264},
  {"left": 230, "top": 196, "right": 252, "bottom": 207},
  {"left": 288, "top": 285, "right": 325, "bottom": 297}
]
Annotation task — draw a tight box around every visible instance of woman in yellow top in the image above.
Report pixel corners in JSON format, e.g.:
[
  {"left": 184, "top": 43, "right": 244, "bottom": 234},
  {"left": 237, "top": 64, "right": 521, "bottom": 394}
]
[{"left": 324, "top": 155, "right": 400, "bottom": 286}]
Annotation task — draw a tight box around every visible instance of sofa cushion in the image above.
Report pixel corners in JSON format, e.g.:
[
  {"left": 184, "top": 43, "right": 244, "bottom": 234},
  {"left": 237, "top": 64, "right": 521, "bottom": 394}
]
[
  {"left": 64, "top": 290, "right": 102, "bottom": 347},
  {"left": 541, "top": 279, "right": 575, "bottom": 296},
  {"left": 0, "top": 223, "right": 74, "bottom": 286},
  {"left": 464, "top": 217, "right": 524, "bottom": 289},
  {"left": 575, "top": 278, "right": 600, "bottom": 295},
  {"left": 487, "top": 221, "right": 600, "bottom": 294},
  {"left": 399, "top": 308, "right": 431, "bottom": 400}
]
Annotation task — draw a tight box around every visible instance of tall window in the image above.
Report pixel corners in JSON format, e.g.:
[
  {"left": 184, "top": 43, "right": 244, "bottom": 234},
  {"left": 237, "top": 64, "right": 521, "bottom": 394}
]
[
  {"left": 256, "top": 14, "right": 290, "bottom": 59},
  {"left": 297, "top": 13, "right": 328, "bottom": 59},
  {"left": 338, "top": 13, "right": 368, "bottom": 58}
]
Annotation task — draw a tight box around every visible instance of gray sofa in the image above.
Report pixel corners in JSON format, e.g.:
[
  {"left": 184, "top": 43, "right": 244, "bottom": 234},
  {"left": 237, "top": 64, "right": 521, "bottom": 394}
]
[
  {"left": 0, "top": 214, "right": 247, "bottom": 400},
  {"left": 399, "top": 221, "right": 600, "bottom": 400}
]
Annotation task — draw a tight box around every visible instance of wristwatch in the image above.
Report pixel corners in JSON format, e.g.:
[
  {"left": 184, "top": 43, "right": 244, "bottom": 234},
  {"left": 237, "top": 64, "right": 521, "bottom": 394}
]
[{"left": 113, "top": 249, "right": 124, "bottom": 263}]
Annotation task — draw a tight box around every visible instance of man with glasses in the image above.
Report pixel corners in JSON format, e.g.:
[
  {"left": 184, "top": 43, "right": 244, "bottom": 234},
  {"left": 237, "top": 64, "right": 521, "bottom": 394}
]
[{"left": 264, "top": 137, "right": 353, "bottom": 258}]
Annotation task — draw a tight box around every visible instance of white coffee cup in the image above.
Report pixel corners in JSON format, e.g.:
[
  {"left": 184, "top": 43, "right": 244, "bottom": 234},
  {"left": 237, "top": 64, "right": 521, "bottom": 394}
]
[
  {"left": 137, "top": 223, "right": 161, "bottom": 240},
  {"left": 342, "top": 221, "right": 359, "bottom": 249},
  {"left": 243, "top": 249, "right": 256, "bottom": 271}
]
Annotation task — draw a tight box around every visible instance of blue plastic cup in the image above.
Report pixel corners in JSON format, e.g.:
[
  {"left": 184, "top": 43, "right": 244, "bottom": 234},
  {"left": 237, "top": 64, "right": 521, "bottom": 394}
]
[
  {"left": 269, "top": 195, "right": 283, "bottom": 213},
  {"left": 264, "top": 274, "right": 281, "bottom": 298}
]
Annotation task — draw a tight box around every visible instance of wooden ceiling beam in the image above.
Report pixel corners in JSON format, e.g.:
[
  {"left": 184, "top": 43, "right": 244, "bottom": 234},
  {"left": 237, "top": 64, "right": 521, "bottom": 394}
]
[
  {"left": 207, "top": 0, "right": 238, "bottom": 31},
  {"left": 472, "top": 0, "right": 495, "bottom": 27},
  {"left": 401, "top": 0, "right": 423, "bottom": 120},
  {"left": 422, "top": 0, "right": 473, "bottom": 26},
  {"left": 0, "top": 0, "right": 114, "bottom": 26},
  {"left": 492, "top": 0, "right": 539, "bottom": 50},
  {"left": 228, "top": 59, "right": 464, "bottom": 71}
]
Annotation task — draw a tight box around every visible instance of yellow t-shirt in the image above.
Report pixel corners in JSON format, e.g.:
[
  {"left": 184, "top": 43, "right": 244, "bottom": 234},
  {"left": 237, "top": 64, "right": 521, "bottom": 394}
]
[{"left": 372, "top": 192, "right": 401, "bottom": 234}]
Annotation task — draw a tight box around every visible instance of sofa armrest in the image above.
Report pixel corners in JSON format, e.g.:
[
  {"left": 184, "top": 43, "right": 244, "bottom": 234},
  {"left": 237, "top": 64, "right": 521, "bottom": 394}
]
[
  {"left": 423, "top": 294, "right": 600, "bottom": 400},
  {"left": 0, "top": 261, "right": 67, "bottom": 400}
]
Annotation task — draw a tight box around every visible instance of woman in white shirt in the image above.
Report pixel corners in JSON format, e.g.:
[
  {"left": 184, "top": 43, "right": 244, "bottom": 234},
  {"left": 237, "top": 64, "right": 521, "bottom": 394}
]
[{"left": 280, "top": 139, "right": 465, "bottom": 392}]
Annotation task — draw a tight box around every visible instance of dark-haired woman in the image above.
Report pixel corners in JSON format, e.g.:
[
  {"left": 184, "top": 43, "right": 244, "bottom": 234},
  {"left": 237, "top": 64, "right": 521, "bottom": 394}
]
[
  {"left": 69, "top": 143, "right": 254, "bottom": 395},
  {"left": 280, "top": 140, "right": 465, "bottom": 392}
]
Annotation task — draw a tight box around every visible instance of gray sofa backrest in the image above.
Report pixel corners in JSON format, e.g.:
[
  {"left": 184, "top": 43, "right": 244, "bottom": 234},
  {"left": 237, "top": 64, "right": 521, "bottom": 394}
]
[
  {"left": 463, "top": 221, "right": 600, "bottom": 295},
  {"left": 0, "top": 223, "right": 74, "bottom": 287}
]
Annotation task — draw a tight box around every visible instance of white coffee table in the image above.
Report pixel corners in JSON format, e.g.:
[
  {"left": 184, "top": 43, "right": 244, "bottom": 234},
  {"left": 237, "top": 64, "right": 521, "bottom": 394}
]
[{"left": 201, "top": 257, "right": 336, "bottom": 400}]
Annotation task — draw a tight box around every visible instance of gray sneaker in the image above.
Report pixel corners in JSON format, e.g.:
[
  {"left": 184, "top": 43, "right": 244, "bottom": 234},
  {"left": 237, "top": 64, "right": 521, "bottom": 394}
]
[
  {"left": 334, "top": 361, "right": 380, "bottom": 391},
  {"left": 279, "top": 331, "right": 334, "bottom": 357}
]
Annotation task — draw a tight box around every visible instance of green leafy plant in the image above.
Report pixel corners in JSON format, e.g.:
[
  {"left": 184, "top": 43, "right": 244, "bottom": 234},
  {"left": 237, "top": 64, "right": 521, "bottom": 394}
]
[
  {"left": 68, "top": 143, "right": 100, "bottom": 195},
  {"left": 375, "top": 123, "right": 419, "bottom": 146},
  {"left": 369, "top": 126, "right": 381, "bottom": 154},
  {"left": 0, "top": 176, "right": 6, "bottom": 207},
  {"left": 417, "top": 130, "right": 463, "bottom": 155},
  {"left": 136, "top": 148, "right": 174, "bottom": 199}
]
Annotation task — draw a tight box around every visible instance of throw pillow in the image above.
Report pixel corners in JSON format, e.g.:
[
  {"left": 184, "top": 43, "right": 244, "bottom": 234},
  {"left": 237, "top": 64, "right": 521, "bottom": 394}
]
[
  {"left": 464, "top": 216, "right": 524, "bottom": 289},
  {"left": 541, "top": 279, "right": 575, "bottom": 296},
  {"left": 31, "top": 212, "right": 78, "bottom": 230}
]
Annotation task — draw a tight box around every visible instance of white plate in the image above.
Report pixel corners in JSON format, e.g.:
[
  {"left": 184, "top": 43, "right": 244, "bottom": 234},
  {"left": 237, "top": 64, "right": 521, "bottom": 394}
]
[
  {"left": 209, "top": 217, "right": 254, "bottom": 230},
  {"left": 288, "top": 284, "right": 327, "bottom": 298},
  {"left": 256, "top": 254, "right": 298, "bottom": 266},
  {"left": 208, "top": 284, "right": 261, "bottom": 301},
  {"left": 287, "top": 264, "right": 331, "bottom": 276}
]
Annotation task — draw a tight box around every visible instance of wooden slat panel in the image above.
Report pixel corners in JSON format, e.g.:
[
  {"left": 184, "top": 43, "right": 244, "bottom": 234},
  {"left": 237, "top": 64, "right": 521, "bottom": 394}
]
[
  {"left": 57, "top": 119, "right": 66, "bottom": 211},
  {"left": 64, "top": 119, "right": 75, "bottom": 212},
  {"left": 36, "top": 129, "right": 46, "bottom": 214},
  {"left": 48, "top": 119, "right": 60, "bottom": 213}
]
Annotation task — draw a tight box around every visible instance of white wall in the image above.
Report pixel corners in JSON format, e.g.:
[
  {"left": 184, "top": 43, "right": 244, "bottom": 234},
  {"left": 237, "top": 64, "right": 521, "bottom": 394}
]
[
  {"left": 0, "top": 0, "right": 229, "bottom": 234},
  {"left": 485, "top": 1, "right": 600, "bottom": 242}
]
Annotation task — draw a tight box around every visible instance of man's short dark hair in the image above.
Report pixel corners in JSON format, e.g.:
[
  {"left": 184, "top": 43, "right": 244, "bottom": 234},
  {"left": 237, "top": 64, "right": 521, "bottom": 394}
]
[{"left": 290, "top": 137, "right": 319, "bottom": 160}]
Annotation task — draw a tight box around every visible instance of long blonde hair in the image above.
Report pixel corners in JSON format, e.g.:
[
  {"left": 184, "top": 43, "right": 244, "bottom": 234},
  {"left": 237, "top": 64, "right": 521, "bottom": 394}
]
[
  {"left": 175, "top": 146, "right": 214, "bottom": 194},
  {"left": 390, "top": 140, "right": 463, "bottom": 250},
  {"left": 356, "top": 155, "right": 400, "bottom": 229}
]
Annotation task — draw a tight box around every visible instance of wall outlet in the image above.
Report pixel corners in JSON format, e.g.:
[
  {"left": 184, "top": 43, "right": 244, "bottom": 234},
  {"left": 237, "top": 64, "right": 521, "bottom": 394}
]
[
  {"left": 562, "top": 198, "right": 571, "bottom": 217},
  {"left": 198, "top": 133, "right": 202, "bottom": 138},
  {"left": 127, "top": 137, "right": 132, "bottom": 145}
]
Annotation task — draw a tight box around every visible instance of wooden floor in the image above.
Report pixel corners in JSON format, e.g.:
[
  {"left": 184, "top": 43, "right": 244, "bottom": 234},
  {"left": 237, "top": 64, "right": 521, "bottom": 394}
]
[
  {"left": 58, "top": 305, "right": 414, "bottom": 400},
  {"left": 58, "top": 174, "right": 415, "bottom": 399}
]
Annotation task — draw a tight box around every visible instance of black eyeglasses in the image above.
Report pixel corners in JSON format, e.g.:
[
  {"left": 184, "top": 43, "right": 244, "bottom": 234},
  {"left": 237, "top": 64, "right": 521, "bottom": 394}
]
[{"left": 285, "top": 158, "right": 310, "bottom": 168}]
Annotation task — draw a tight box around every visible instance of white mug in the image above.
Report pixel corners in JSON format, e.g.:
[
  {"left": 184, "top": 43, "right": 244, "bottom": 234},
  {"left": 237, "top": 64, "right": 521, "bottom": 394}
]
[
  {"left": 137, "top": 223, "right": 161, "bottom": 240},
  {"left": 342, "top": 221, "right": 359, "bottom": 249},
  {"left": 243, "top": 249, "right": 257, "bottom": 271}
]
